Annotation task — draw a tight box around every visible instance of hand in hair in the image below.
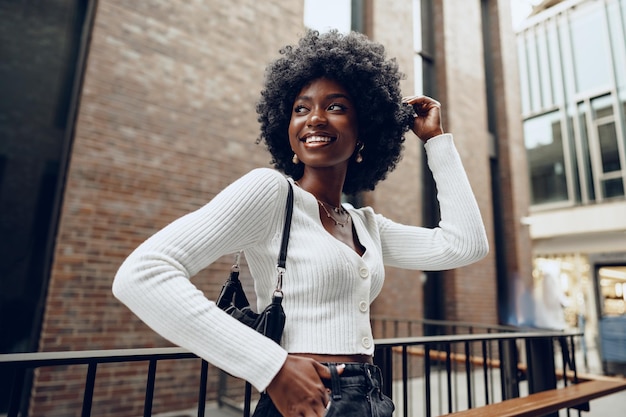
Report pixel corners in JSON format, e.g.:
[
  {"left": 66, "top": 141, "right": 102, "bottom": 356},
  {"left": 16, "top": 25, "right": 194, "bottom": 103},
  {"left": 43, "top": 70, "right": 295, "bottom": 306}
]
[{"left": 403, "top": 95, "right": 444, "bottom": 142}]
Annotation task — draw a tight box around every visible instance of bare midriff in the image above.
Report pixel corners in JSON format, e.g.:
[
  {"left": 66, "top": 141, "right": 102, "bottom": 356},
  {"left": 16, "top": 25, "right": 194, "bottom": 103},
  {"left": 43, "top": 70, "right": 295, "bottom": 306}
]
[{"left": 292, "top": 353, "right": 373, "bottom": 364}]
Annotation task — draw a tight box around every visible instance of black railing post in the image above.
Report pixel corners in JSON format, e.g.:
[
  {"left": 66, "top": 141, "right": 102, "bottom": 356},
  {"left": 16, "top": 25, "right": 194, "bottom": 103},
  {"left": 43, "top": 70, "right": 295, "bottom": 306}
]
[
  {"left": 499, "top": 339, "right": 520, "bottom": 400},
  {"left": 424, "top": 344, "right": 432, "bottom": 417},
  {"left": 526, "top": 337, "right": 558, "bottom": 417},
  {"left": 197, "top": 360, "right": 209, "bottom": 417},
  {"left": 445, "top": 344, "right": 453, "bottom": 413},
  {"left": 374, "top": 345, "right": 393, "bottom": 398},
  {"left": 81, "top": 362, "right": 97, "bottom": 417},
  {"left": 481, "top": 340, "right": 490, "bottom": 405},
  {"left": 7, "top": 367, "right": 25, "bottom": 417},
  {"left": 401, "top": 346, "right": 409, "bottom": 417},
  {"left": 143, "top": 359, "right": 157, "bottom": 417},
  {"left": 464, "top": 342, "right": 472, "bottom": 409}
]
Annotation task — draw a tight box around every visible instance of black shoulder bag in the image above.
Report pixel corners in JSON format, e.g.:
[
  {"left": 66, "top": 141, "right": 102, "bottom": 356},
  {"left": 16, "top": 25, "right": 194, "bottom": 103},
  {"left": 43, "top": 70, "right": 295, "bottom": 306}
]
[{"left": 216, "top": 181, "right": 293, "bottom": 345}]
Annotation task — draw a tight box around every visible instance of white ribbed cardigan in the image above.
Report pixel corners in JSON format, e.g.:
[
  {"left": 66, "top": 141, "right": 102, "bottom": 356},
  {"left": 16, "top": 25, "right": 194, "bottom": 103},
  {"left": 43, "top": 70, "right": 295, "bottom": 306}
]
[{"left": 112, "top": 134, "right": 489, "bottom": 392}]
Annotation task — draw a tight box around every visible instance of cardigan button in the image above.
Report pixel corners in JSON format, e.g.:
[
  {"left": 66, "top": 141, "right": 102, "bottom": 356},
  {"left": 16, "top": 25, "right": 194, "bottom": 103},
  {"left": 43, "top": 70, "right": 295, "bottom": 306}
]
[
  {"left": 359, "top": 267, "right": 369, "bottom": 278},
  {"left": 361, "top": 337, "right": 372, "bottom": 349}
]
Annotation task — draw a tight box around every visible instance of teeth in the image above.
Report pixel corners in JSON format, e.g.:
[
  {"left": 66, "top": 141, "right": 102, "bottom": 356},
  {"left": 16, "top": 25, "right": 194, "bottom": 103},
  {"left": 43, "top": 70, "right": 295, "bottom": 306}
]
[{"left": 305, "top": 136, "right": 332, "bottom": 143}]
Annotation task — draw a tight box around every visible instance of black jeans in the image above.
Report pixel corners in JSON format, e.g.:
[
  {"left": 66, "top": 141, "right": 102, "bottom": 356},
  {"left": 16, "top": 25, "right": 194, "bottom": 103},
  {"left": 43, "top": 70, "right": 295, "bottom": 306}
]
[{"left": 252, "top": 363, "right": 395, "bottom": 417}]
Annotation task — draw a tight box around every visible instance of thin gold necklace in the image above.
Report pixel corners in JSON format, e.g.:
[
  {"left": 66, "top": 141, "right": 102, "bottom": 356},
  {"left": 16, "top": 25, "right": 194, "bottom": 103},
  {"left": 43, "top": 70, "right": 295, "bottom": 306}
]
[
  {"left": 317, "top": 199, "right": 350, "bottom": 227},
  {"left": 293, "top": 181, "right": 350, "bottom": 227}
]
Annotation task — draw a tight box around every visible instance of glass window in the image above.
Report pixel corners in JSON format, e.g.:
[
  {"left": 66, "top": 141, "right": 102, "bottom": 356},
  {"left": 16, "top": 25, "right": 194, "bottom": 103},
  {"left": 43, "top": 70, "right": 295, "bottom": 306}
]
[
  {"left": 304, "top": 0, "right": 352, "bottom": 33},
  {"left": 608, "top": 1, "right": 626, "bottom": 89},
  {"left": 558, "top": 15, "right": 576, "bottom": 101},
  {"left": 413, "top": 0, "right": 424, "bottom": 94},
  {"left": 602, "top": 178, "right": 625, "bottom": 198},
  {"left": 597, "top": 122, "right": 621, "bottom": 173},
  {"left": 536, "top": 27, "right": 553, "bottom": 107},
  {"left": 577, "top": 102, "right": 596, "bottom": 201},
  {"left": 525, "top": 112, "right": 569, "bottom": 204},
  {"left": 547, "top": 23, "right": 563, "bottom": 105},
  {"left": 591, "top": 96, "right": 621, "bottom": 174},
  {"left": 569, "top": 6, "right": 612, "bottom": 93},
  {"left": 526, "top": 31, "right": 542, "bottom": 112}
]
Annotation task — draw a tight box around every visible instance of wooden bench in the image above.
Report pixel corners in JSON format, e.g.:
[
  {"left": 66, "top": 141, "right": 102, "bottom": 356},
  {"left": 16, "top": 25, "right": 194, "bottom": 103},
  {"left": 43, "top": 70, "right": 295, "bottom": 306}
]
[{"left": 445, "top": 378, "right": 626, "bottom": 417}]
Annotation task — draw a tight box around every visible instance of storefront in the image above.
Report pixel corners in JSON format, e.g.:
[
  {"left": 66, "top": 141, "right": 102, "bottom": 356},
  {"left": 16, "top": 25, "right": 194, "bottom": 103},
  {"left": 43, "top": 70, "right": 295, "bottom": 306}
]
[{"left": 528, "top": 251, "right": 626, "bottom": 375}]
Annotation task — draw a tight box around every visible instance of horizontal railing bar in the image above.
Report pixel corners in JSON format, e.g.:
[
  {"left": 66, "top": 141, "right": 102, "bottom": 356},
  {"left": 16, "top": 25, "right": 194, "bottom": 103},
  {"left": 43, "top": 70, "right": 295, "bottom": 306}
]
[
  {"left": 375, "top": 330, "right": 582, "bottom": 348},
  {"left": 0, "top": 347, "right": 195, "bottom": 367},
  {"left": 371, "top": 316, "right": 521, "bottom": 332},
  {"left": 0, "top": 332, "right": 582, "bottom": 369}
]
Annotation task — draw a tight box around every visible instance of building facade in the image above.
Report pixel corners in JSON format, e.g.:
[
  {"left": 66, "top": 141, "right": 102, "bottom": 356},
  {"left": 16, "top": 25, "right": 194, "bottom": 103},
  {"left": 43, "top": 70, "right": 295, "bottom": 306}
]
[
  {"left": 516, "top": 0, "right": 626, "bottom": 373},
  {"left": 0, "top": 0, "right": 527, "bottom": 415}
]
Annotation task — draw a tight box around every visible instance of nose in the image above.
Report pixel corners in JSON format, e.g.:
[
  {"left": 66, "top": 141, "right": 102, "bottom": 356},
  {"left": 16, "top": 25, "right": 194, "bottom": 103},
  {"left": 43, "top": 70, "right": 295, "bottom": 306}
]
[{"left": 307, "top": 109, "right": 326, "bottom": 127}]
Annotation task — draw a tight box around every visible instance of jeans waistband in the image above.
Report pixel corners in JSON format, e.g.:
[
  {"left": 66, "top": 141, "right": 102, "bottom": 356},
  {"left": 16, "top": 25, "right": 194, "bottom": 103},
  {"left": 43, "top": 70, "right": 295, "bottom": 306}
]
[
  {"left": 323, "top": 362, "right": 381, "bottom": 378},
  {"left": 321, "top": 362, "right": 384, "bottom": 400}
]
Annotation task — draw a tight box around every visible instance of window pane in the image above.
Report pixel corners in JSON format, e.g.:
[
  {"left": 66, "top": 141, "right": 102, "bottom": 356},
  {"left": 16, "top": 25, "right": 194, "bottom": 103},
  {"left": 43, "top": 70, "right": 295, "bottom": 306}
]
[
  {"left": 593, "top": 94, "right": 614, "bottom": 119},
  {"left": 547, "top": 23, "right": 563, "bottom": 105},
  {"left": 597, "top": 122, "right": 621, "bottom": 173},
  {"left": 527, "top": 32, "right": 542, "bottom": 112},
  {"left": 525, "top": 112, "right": 569, "bottom": 204},
  {"left": 569, "top": 6, "right": 612, "bottom": 93},
  {"left": 304, "top": 0, "right": 351, "bottom": 33},
  {"left": 577, "top": 103, "right": 596, "bottom": 201},
  {"left": 608, "top": 1, "right": 626, "bottom": 89},
  {"left": 536, "top": 28, "right": 553, "bottom": 107},
  {"left": 602, "top": 178, "right": 625, "bottom": 198}
]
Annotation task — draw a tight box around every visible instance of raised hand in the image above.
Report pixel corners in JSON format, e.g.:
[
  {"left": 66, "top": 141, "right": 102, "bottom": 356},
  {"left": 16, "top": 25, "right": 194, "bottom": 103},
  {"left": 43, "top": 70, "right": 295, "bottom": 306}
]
[{"left": 402, "top": 95, "right": 444, "bottom": 142}]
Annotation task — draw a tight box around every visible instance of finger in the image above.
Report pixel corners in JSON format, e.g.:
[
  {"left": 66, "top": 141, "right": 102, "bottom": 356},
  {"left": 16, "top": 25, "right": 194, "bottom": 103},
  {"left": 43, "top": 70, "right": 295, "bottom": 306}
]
[
  {"left": 336, "top": 363, "right": 345, "bottom": 375},
  {"left": 402, "top": 95, "right": 427, "bottom": 105},
  {"left": 316, "top": 363, "right": 346, "bottom": 380}
]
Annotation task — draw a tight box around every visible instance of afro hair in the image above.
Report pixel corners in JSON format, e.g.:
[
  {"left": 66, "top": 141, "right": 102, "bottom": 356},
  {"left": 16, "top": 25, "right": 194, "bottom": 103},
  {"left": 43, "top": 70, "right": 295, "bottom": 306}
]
[{"left": 256, "top": 29, "right": 415, "bottom": 194}]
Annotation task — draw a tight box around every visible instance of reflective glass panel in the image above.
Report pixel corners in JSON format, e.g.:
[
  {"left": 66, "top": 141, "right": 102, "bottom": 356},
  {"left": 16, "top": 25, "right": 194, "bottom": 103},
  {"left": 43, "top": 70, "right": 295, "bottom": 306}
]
[
  {"left": 608, "top": 1, "right": 626, "bottom": 89},
  {"left": 577, "top": 102, "right": 596, "bottom": 201},
  {"left": 569, "top": 7, "right": 612, "bottom": 93},
  {"left": 547, "top": 23, "right": 563, "bottom": 105},
  {"left": 602, "top": 178, "right": 625, "bottom": 198},
  {"left": 525, "top": 112, "right": 569, "bottom": 204},
  {"left": 527, "top": 32, "right": 542, "bottom": 111},
  {"left": 537, "top": 28, "right": 553, "bottom": 107},
  {"left": 597, "top": 121, "right": 621, "bottom": 173}
]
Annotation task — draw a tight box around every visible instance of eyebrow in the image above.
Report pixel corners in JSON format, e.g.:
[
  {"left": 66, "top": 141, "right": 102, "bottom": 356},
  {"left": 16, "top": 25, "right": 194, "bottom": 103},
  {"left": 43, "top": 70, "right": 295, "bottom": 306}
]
[{"left": 295, "top": 93, "right": 352, "bottom": 102}]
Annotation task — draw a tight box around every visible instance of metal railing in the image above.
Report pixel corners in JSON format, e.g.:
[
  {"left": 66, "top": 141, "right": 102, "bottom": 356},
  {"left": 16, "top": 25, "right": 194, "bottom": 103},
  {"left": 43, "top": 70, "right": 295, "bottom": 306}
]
[{"left": 0, "top": 329, "right": 583, "bottom": 417}]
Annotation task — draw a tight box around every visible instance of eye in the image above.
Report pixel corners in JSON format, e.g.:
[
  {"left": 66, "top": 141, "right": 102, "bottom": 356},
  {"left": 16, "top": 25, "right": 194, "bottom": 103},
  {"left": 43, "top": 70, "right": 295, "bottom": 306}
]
[
  {"left": 328, "top": 103, "right": 347, "bottom": 111},
  {"left": 293, "top": 104, "right": 309, "bottom": 114}
]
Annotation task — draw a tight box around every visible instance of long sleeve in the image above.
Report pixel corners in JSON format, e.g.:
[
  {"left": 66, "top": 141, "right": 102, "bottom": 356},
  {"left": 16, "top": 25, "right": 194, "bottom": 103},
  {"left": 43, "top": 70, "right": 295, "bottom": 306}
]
[
  {"left": 112, "top": 168, "right": 290, "bottom": 392},
  {"left": 378, "top": 134, "right": 489, "bottom": 270}
]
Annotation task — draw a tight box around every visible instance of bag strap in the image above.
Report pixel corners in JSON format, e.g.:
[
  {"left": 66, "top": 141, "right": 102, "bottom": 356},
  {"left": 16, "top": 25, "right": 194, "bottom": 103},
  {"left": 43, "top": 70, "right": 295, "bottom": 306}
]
[
  {"left": 274, "top": 181, "right": 294, "bottom": 294},
  {"left": 231, "top": 180, "right": 294, "bottom": 293}
]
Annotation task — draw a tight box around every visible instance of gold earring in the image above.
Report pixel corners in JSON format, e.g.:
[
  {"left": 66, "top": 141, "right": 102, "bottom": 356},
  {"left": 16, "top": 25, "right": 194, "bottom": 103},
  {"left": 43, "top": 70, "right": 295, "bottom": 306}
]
[
  {"left": 292, "top": 153, "right": 299, "bottom": 164},
  {"left": 355, "top": 143, "right": 364, "bottom": 163}
]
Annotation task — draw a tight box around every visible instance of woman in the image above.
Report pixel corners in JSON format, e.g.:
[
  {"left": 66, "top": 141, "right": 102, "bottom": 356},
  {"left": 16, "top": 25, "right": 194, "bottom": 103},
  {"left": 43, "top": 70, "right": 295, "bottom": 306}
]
[{"left": 113, "top": 30, "right": 488, "bottom": 417}]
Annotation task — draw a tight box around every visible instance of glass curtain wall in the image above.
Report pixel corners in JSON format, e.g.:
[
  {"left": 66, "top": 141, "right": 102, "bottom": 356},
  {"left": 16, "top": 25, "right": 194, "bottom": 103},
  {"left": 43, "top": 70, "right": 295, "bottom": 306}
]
[{"left": 517, "top": 0, "right": 626, "bottom": 208}]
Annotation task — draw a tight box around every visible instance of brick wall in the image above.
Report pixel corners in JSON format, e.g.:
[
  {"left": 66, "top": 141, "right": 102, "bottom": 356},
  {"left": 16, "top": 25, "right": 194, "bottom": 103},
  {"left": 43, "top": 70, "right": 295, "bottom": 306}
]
[{"left": 34, "top": 1, "right": 304, "bottom": 415}]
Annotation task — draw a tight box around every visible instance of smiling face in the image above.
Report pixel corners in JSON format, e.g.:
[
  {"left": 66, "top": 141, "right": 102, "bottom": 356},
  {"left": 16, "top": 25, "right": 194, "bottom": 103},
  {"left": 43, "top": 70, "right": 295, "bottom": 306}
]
[{"left": 288, "top": 77, "right": 359, "bottom": 171}]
